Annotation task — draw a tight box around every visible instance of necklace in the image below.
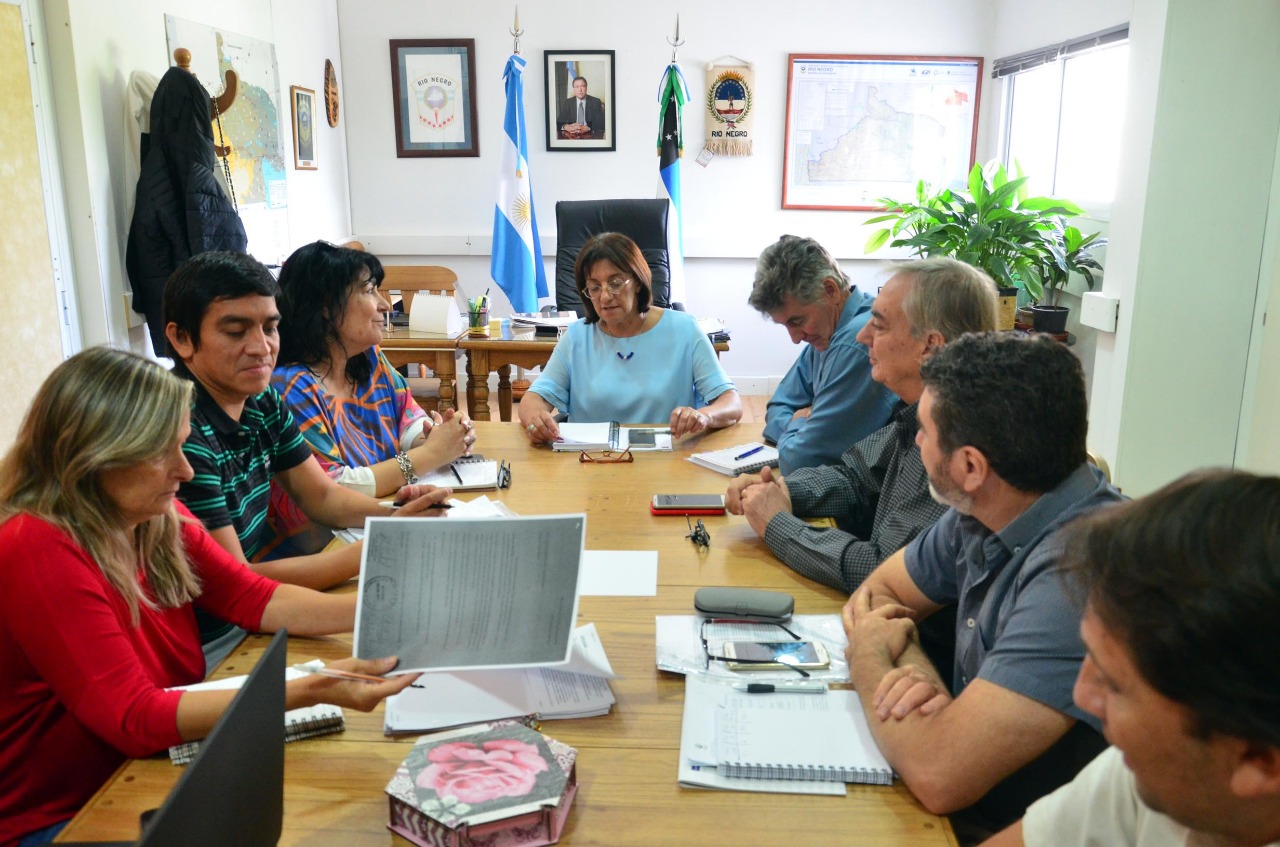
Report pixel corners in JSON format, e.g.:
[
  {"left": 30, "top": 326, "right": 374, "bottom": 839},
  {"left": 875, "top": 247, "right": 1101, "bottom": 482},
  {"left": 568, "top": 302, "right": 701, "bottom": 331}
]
[{"left": 599, "top": 310, "right": 648, "bottom": 361}]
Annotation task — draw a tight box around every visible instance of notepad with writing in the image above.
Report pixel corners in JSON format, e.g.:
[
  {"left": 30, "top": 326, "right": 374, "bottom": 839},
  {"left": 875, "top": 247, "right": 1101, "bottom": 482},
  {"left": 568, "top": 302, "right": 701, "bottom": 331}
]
[
  {"left": 686, "top": 442, "right": 780, "bottom": 476},
  {"left": 714, "top": 691, "right": 892, "bottom": 784},
  {"left": 418, "top": 456, "right": 500, "bottom": 490},
  {"left": 166, "top": 668, "right": 345, "bottom": 765}
]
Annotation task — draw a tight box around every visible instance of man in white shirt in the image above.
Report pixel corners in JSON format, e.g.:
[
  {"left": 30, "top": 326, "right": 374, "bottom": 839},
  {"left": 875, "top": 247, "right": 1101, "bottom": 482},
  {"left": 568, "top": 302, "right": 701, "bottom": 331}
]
[{"left": 982, "top": 470, "right": 1280, "bottom": 847}]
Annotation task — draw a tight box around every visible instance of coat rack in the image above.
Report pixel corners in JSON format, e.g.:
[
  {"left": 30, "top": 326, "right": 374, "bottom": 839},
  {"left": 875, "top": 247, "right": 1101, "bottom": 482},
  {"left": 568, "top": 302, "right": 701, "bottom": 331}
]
[{"left": 173, "top": 47, "right": 237, "bottom": 157}]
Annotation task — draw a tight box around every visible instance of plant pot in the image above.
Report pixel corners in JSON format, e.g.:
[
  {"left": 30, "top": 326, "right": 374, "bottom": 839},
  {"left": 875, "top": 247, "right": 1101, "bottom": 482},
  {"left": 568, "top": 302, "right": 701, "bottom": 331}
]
[
  {"left": 1031, "top": 305, "right": 1070, "bottom": 334},
  {"left": 996, "top": 287, "right": 1019, "bottom": 331},
  {"left": 1015, "top": 306, "right": 1035, "bottom": 328}
]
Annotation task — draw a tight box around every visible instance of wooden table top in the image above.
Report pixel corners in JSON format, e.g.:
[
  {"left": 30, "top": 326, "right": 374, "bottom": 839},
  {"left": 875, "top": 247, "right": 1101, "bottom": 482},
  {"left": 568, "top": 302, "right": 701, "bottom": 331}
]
[{"left": 58, "top": 422, "right": 955, "bottom": 847}]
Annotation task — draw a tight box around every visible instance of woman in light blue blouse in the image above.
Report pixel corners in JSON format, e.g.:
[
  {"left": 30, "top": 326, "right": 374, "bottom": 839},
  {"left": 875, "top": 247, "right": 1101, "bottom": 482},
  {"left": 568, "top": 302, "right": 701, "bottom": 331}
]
[{"left": 519, "top": 233, "right": 742, "bottom": 442}]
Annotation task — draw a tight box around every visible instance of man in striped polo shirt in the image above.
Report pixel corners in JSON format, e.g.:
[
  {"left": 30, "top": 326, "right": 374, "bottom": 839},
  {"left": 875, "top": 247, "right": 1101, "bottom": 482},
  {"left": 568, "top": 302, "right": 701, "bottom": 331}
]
[{"left": 163, "top": 251, "right": 451, "bottom": 671}]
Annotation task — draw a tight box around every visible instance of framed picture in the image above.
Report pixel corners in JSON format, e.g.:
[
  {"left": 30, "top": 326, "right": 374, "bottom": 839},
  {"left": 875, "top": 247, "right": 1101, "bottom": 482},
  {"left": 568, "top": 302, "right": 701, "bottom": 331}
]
[
  {"left": 289, "top": 85, "right": 317, "bottom": 170},
  {"left": 782, "top": 54, "right": 983, "bottom": 210},
  {"left": 389, "top": 38, "right": 478, "bottom": 158},
  {"left": 544, "top": 50, "right": 615, "bottom": 151}
]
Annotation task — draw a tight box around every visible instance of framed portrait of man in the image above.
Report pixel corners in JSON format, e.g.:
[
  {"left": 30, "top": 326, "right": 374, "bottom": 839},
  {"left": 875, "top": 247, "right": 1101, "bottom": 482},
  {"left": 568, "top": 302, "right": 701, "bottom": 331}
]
[{"left": 544, "top": 50, "right": 615, "bottom": 151}]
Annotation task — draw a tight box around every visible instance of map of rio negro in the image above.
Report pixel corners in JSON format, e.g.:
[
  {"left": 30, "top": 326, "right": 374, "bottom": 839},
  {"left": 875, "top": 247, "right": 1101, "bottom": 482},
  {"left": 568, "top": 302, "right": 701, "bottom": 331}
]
[{"left": 784, "top": 57, "right": 979, "bottom": 210}]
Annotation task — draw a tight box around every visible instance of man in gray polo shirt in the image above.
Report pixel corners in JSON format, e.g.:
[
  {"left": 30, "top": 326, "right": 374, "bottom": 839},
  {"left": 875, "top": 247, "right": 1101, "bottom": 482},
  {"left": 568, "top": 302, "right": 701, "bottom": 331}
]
[{"left": 843, "top": 332, "right": 1123, "bottom": 843}]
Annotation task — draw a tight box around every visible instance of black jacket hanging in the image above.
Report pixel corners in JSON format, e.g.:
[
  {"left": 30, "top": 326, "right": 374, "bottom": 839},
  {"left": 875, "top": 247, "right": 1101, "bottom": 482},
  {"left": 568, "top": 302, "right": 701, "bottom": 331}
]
[{"left": 126, "top": 65, "right": 247, "bottom": 353}]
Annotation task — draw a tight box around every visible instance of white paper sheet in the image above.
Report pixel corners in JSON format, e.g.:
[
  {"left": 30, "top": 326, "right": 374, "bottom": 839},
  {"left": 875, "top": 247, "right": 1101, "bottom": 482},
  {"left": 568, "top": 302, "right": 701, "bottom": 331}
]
[
  {"left": 579, "top": 550, "right": 658, "bottom": 596},
  {"left": 354, "top": 515, "right": 584, "bottom": 673},
  {"left": 655, "top": 614, "right": 851, "bottom": 683}
]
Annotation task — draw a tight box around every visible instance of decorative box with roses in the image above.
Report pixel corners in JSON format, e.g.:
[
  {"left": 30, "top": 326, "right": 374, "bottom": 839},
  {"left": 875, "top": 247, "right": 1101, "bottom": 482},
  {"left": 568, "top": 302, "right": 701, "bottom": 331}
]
[{"left": 386, "top": 721, "right": 577, "bottom": 847}]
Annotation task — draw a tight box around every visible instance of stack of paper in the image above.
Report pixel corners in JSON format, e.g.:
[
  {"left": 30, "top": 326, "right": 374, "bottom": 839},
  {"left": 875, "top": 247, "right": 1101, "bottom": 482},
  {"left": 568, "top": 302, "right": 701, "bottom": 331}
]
[{"left": 384, "top": 624, "right": 617, "bottom": 734}]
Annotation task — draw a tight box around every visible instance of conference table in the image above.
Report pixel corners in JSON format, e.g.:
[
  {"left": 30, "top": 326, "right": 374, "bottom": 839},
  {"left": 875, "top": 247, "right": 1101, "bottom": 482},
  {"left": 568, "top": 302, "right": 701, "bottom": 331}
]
[{"left": 57, "top": 422, "right": 956, "bottom": 847}]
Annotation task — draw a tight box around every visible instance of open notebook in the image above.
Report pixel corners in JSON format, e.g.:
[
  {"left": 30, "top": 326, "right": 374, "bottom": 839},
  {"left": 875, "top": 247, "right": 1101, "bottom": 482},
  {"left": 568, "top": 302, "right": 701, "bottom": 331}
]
[
  {"left": 166, "top": 666, "right": 344, "bottom": 765},
  {"left": 418, "top": 455, "right": 500, "bottom": 490},
  {"left": 550, "top": 423, "right": 672, "bottom": 452}
]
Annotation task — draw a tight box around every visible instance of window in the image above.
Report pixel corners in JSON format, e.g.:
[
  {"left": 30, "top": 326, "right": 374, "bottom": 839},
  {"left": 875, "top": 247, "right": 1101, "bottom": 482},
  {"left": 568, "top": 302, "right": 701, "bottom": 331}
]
[{"left": 996, "top": 25, "right": 1129, "bottom": 207}]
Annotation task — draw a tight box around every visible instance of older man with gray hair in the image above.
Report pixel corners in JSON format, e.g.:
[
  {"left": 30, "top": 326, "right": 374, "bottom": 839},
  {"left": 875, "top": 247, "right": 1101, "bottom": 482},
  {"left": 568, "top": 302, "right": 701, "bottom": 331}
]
[
  {"left": 729, "top": 257, "right": 999, "bottom": 593},
  {"left": 750, "top": 235, "right": 898, "bottom": 474}
]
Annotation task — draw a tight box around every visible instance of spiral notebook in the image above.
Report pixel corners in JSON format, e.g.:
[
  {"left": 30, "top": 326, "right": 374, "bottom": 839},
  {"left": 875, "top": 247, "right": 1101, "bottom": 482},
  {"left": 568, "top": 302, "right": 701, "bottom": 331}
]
[
  {"left": 687, "top": 442, "right": 780, "bottom": 476},
  {"left": 418, "top": 455, "right": 500, "bottom": 490},
  {"left": 714, "top": 691, "right": 893, "bottom": 784},
  {"left": 167, "top": 668, "right": 345, "bottom": 765},
  {"left": 550, "top": 422, "right": 621, "bottom": 451}
]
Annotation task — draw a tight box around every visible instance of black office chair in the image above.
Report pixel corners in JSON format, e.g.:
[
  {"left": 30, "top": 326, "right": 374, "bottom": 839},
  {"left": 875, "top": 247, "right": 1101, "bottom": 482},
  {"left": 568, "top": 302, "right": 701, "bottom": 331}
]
[{"left": 554, "top": 199, "right": 673, "bottom": 316}]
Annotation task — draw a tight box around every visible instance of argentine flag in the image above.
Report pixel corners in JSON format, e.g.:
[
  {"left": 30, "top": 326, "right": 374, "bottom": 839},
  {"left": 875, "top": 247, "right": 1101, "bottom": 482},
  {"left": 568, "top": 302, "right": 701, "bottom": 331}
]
[
  {"left": 657, "top": 63, "right": 689, "bottom": 305},
  {"left": 491, "top": 54, "right": 547, "bottom": 313}
]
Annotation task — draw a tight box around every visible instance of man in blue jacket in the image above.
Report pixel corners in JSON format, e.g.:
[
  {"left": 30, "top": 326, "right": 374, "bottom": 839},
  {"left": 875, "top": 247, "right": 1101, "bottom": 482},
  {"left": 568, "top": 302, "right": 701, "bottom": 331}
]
[{"left": 750, "top": 235, "right": 896, "bottom": 474}]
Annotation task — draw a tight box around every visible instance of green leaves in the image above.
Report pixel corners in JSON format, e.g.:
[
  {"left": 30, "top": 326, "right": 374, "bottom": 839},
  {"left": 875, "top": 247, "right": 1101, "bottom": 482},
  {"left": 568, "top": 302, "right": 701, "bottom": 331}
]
[{"left": 861, "top": 160, "right": 1104, "bottom": 304}]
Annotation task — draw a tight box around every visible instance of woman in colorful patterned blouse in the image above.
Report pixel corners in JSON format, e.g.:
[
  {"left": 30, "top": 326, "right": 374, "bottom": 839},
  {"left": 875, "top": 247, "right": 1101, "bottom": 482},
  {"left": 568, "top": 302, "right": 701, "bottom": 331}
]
[{"left": 272, "top": 242, "right": 474, "bottom": 502}]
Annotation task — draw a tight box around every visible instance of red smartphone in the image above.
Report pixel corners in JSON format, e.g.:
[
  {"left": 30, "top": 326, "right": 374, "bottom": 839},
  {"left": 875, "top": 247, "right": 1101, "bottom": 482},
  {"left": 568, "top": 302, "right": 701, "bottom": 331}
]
[{"left": 650, "top": 494, "right": 726, "bottom": 516}]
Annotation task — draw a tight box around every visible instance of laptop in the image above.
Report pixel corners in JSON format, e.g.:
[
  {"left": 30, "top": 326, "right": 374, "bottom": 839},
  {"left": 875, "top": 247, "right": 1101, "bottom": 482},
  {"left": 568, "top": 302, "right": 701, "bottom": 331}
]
[{"left": 61, "top": 630, "right": 287, "bottom": 846}]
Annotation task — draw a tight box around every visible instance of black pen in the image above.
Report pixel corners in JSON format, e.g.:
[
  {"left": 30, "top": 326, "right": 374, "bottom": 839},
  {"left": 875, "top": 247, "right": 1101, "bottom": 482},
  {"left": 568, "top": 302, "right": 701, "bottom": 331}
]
[
  {"left": 450, "top": 463, "right": 465, "bottom": 486},
  {"left": 380, "top": 500, "right": 454, "bottom": 510}
]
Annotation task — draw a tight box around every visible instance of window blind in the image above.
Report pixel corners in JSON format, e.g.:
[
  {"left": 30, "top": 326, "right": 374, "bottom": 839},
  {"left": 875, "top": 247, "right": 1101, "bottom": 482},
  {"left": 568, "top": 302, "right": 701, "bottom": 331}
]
[{"left": 992, "top": 23, "right": 1129, "bottom": 78}]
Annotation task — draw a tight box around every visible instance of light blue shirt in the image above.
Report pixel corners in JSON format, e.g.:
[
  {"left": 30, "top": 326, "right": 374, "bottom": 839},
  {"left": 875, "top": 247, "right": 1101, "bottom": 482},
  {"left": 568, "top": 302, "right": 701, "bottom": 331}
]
[
  {"left": 529, "top": 309, "right": 734, "bottom": 423},
  {"left": 763, "top": 288, "right": 897, "bottom": 474}
]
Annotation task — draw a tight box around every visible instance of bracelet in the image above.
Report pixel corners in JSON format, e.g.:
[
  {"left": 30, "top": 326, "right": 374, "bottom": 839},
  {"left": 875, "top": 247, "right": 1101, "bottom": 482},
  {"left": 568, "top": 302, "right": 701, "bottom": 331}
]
[{"left": 395, "top": 451, "right": 418, "bottom": 485}]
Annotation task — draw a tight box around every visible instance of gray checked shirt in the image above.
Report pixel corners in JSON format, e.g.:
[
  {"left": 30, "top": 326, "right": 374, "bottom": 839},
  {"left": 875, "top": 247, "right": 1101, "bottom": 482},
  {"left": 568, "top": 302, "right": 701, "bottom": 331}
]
[{"left": 763, "top": 403, "right": 946, "bottom": 593}]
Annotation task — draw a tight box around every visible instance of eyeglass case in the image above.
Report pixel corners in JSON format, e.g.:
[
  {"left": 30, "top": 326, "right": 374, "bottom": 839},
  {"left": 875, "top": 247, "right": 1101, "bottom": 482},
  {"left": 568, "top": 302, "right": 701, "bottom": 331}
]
[{"left": 694, "top": 587, "right": 794, "bottom": 624}]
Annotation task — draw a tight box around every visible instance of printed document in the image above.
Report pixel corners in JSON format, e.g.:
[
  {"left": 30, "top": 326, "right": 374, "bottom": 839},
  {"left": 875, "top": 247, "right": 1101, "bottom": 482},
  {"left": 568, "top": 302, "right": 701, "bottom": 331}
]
[{"left": 355, "top": 515, "right": 584, "bottom": 673}]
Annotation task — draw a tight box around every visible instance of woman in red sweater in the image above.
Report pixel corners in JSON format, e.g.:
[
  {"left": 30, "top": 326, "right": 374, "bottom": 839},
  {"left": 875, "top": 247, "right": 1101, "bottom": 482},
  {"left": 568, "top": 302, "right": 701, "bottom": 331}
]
[{"left": 0, "top": 348, "right": 421, "bottom": 846}]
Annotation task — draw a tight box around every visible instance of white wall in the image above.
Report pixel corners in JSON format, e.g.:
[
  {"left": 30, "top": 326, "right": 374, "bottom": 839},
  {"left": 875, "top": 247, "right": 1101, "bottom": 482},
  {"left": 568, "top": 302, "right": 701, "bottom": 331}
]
[
  {"left": 1086, "top": 0, "right": 1280, "bottom": 494},
  {"left": 336, "top": 0, "right": 1001, "bottom": 385},
  {"left": 41, "top": 0, "right": 353, "bottom": 351}
]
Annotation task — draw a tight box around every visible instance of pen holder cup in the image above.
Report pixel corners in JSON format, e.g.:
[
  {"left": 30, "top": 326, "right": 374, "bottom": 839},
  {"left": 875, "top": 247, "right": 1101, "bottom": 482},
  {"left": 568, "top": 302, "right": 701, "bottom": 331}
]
[{"left": 467, "top": 307, "right": 490, "bottom": 337}]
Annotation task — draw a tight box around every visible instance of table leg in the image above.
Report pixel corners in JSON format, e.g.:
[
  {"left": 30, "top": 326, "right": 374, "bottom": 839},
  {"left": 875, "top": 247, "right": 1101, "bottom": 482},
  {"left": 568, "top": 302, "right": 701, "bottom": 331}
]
[
  {"left": 497, "top": 365, "right": 513, "bottom": 422},
  {"left": 434, "top": 350, "right": 456, "bottom": 413},
  {"left": 466, "top": 349, "right": 491, "bottom": 421}
]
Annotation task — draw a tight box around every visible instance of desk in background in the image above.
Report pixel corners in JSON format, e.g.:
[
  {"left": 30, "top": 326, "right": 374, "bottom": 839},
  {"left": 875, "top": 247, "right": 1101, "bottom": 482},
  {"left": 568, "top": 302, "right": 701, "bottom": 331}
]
[
  {"left": 58, "top": 423, "right": 955, "bottom": 847},
  {"left": 379, "top": 329, "right": 462, "bottom": 413}
]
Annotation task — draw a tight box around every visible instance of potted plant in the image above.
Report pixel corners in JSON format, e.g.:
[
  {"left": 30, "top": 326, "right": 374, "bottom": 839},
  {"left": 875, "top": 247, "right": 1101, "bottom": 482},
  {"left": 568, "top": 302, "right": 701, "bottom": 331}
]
[
  {"left": 863, "top": 161, "right": 1086, "bottom": 330},
  {"left": 1027, "top": 218, "right": 1107, "bottom": 333}
]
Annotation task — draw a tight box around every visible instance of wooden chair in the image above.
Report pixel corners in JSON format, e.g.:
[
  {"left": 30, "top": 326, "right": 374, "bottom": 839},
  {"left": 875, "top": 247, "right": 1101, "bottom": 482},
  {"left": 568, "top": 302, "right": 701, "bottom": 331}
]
[
  {"left": 382, "top": 265, "right": 460, "bottom": 412},
  {"left": 382, "top": 265, "right": 457, "bottom": 313}
]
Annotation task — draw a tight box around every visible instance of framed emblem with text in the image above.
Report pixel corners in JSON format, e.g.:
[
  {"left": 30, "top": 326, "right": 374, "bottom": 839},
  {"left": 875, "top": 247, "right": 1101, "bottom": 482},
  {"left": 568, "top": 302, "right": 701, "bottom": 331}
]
[
  {"left": 390, "top": 39, "right": 478, "bottom": 158},
  {"left": 544, "top": 50, "right": 616, "bottom": 152},
  {"left": 782, "top": 54, "right": 982, "bottom": 210}
]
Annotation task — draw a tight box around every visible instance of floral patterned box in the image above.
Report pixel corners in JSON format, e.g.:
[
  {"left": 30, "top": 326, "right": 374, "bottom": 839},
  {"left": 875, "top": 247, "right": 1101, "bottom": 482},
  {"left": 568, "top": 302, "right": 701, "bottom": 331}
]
[{"left": 386, "top": 721, "right": 578, "bottom": 847}]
